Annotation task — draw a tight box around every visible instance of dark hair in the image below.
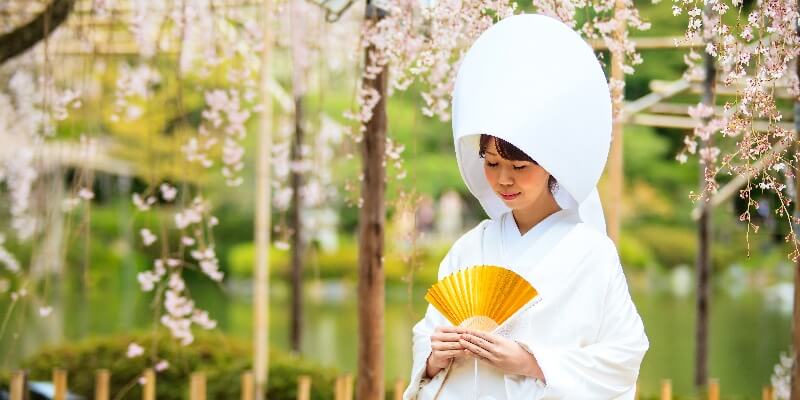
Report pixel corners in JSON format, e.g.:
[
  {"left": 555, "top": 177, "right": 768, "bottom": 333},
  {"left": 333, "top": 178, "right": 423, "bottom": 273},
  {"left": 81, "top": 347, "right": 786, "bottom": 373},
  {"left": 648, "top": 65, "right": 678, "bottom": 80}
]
[{"left": 478, "top": 134, "right": 558, "bottom": 192}]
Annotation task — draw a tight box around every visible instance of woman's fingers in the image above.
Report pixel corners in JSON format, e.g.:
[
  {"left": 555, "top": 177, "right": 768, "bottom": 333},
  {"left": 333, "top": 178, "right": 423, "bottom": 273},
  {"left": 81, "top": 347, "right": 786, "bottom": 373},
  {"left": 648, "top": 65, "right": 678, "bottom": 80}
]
[
  {"left": 441, "top": 327, "right": 498, "bottom": 343},
  {"left": 459, "top": 338, "right": 494, "bottom": 361},
  {"left": 460, "top": 333, "right": 495, "bottom": 352},
  {"left": 432, "top": 341, "right": 463, "bottom": 351},
  {"left": 434, "top": 349, "right": 465, "bottom": 359},
  {"left": 463, "top": 329, "right": 498, "bottom": 344},
  {"left": 430, "top": 332, "right": 461, "bottom": 343}
]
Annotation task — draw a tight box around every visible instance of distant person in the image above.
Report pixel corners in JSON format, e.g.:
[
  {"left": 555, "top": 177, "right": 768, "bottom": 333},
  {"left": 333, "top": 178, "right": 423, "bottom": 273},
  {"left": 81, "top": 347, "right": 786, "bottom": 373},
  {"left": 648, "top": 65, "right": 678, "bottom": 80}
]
[
  {"left": 416, "top": 196, "right": 436, "bottom": 234},
  {"left": 436, "top": 190, "right": 463, "bottom": 242},
  {"left": 403, "top": 14, "right": 649, "bottom": 399}
]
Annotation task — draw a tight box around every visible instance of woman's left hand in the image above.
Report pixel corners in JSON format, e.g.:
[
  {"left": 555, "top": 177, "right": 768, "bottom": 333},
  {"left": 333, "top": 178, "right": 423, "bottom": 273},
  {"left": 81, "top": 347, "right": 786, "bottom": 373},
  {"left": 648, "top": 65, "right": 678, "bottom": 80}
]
[{"left": 454, "top": 327, "right": 545, "bottom": 380}]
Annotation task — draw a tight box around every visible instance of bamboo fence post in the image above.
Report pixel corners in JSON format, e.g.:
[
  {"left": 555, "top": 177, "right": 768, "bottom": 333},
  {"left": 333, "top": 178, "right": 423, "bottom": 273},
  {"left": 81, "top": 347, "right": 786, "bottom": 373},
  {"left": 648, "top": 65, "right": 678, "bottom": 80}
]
[
  {"left": 708, "top": 378, "right": 719, "bottom": 400},
  {"left": 296, "top": 375, "right": 311, "bottom": 400},
  {"left": 142, "top": 369, "right": 155, "bottom": 400},
  {"left": 190, "top": 372, "right": 206, "bottom": 400},
  {"left": 241, "top": 371, "right": 254, "bottom": 400},
  {"left": 254, "top": 0, "right": 275, "bottom": 397},
  {"left": 763, "top": 385, "right": 774, "bottom": 400},
  {"left": 10, "top": 370, "right": 26, "bottom": 400},
  {"left": 660, "top": 379, "right": 672, "bottom": 400},
  {"left": 343, "top": 373, "right": 353, "bottom": 400},
  {"left": 393, "top": 378, "right": 405, "bottom": 400},
  {"left": 53, "top": 368, "right": 67, "bottom": 400},
  {"left": 95, "top": 369, "right": 110, "bottom": 400},
  {"left": 334, "top": 375, "right": 343, "bottom": 400}
]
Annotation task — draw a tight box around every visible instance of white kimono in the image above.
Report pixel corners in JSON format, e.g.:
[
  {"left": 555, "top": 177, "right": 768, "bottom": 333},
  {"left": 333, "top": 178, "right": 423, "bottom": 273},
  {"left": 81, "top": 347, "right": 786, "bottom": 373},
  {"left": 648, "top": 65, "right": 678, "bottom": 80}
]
[{"left": 403, "top": 209, "right": 649, "bottom": 400}]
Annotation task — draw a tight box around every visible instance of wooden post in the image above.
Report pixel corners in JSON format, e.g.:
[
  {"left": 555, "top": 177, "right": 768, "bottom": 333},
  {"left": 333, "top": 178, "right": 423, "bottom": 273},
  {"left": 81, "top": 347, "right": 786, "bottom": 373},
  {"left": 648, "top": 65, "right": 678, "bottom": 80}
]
[
  {"left": 343, "top": 374, "right": 353, "bottom": 400},
  {"left": 296, "top": 375, "right": 311, "bottom": 400},
  {"left": 334, "top": 376, "right": 342, "bottom": 400},
  {"left": 95, "top": 369, "right": 110, "bottom": 400},
  {"left": 10, "top": 370, "right": 26, "bottom": 400},
  {"left": 142, "top": 369, "right": 155, "bottom": 400},
  {"left": 708, "top": 378, "right": 719, "bottom": 400},
  {"left": 393, "top": 378, "right": 405, "bottom": 400},
  {"left": 660, "top": 379, "right": 672, "bottom": 400},
  {"left": 764, "top": 385, "right": 774, "bottom": 400},
  {"left": 334, "top": 374, "right": 354, "bottom": 400},
  {"left": 357, "top": 3, "right": 387, "bottom": 400},
  {"left": 605, "top": 0, "right": 627, "bottom": 244},
  {"left": 190, "top": 372, "right": 206, "bottom": 400},
  {"left": 254, "top": 0, "right": 275, "bottom": 396},
  {"left": 53, "top": 369, "right": 67, "bottom": 400},
  {"left": 241, "top": 371, "right": 254, "bottom": 400}
]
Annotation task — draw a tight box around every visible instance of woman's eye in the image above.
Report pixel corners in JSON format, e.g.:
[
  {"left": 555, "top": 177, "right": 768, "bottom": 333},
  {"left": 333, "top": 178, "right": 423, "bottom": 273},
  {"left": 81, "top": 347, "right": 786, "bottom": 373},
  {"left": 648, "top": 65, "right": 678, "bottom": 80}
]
[
  {"left": 486, "top": 161, "right": 498, "bottom": 168},
  {"left": 513, "top": 165, "right": 527, "bottom": 170}
]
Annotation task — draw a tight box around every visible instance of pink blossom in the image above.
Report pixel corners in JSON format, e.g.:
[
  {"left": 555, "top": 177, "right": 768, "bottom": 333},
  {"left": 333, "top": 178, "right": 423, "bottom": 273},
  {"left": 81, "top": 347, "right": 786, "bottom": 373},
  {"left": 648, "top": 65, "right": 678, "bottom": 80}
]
[
  {"left": 160, "top": 183, "right": 177, "bottom": 201},
  {"left": 38, "top": 306, "right": 53, "bottom": 317},
  {"left": 127, "top": 342, "right": 145, "bottom": 358},
  {"left": 140, "top": 229, "right": 157, "bottom": 246},
  {"left": 155, "top": 360, "right": 170, "bottom": 372}
]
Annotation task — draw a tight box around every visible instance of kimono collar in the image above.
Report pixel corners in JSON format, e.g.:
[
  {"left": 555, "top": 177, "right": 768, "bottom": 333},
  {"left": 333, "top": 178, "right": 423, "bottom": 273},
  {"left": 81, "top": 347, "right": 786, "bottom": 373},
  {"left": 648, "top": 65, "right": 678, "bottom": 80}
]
[{"left": 452, "top": 14, "right": 611, "bottom": 234}]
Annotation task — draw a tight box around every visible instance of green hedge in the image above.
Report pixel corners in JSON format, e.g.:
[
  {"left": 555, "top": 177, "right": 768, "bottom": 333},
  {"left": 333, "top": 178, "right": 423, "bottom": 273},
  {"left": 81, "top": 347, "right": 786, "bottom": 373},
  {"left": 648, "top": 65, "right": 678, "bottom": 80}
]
[
  {"left": 3, "top": 333, "right": 339, "bottom": 400},
  {"left": 629, "top": 224, "right": 768, "bottom": 270},
  {"left": 227, "top": 237, "right": 444, "bottom": 286}
]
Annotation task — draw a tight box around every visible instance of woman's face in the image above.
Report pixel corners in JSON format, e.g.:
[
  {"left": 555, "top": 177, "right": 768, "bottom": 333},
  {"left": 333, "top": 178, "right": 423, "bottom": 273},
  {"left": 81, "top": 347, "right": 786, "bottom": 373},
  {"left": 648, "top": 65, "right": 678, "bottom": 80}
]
[{"left": 482, "top": 137, "right": 552, "bottom": 210}]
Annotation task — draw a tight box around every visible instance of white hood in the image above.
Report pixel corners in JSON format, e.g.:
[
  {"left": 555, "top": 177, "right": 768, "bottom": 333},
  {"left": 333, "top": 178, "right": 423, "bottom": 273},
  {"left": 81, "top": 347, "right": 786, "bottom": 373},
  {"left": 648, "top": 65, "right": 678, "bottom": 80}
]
[{"left": 452, "top": 14, "right": 611, "bottom": 232}]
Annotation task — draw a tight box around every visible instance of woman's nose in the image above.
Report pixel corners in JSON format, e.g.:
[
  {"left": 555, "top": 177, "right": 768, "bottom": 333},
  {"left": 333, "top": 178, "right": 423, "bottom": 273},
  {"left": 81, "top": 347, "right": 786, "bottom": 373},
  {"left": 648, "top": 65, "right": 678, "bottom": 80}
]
[{"left": 498, "top": 169, "right": 513, "bottom": 186}]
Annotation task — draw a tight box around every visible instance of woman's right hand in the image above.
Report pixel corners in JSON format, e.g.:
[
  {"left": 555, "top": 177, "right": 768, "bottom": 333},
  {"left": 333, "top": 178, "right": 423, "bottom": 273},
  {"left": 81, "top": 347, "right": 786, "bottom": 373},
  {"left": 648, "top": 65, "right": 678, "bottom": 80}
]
[{"left": 425, "top": 326, "right": 468, "bottom": 378}]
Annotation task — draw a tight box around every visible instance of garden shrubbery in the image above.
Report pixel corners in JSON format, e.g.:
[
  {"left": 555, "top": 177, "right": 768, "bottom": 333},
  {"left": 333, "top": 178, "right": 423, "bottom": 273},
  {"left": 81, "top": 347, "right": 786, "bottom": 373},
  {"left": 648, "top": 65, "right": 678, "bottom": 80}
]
[{"left": 4, "top": 333, "right": 339, "bottom": 400}]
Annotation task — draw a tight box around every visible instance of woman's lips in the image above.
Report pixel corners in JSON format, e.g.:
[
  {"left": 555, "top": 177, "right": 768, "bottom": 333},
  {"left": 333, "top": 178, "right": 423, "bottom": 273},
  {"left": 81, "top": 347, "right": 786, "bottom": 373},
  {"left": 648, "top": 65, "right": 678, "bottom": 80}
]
[{"left": 500, "top": 192, "right": 521, "bottom": 200}]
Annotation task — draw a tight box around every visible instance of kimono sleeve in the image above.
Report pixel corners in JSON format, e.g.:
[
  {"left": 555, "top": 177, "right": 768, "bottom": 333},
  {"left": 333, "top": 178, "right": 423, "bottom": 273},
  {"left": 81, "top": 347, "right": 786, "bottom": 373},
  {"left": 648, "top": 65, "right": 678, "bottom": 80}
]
[
  {"left": 509, "top": 263, "right": 649, "bottom": 399},
  {"left": 402, "top": 220, "right": 489, "bottom": 400},
  {"left": 401, "top": 303, "right": 451, "bottom": 400}
]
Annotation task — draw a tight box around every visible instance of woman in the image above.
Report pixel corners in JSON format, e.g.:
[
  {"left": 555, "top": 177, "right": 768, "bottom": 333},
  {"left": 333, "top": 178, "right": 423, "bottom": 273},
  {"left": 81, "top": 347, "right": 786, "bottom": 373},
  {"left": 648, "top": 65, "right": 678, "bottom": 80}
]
[{"left": 402, "top": 14, "right": 649, "bottom": 400}]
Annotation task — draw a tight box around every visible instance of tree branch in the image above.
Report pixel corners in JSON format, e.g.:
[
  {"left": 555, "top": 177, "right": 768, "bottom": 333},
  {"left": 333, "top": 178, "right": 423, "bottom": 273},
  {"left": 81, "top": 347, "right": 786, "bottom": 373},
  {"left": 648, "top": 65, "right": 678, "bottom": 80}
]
[{"left": 0, "top": 0, "right": 76, "bottom": 65}]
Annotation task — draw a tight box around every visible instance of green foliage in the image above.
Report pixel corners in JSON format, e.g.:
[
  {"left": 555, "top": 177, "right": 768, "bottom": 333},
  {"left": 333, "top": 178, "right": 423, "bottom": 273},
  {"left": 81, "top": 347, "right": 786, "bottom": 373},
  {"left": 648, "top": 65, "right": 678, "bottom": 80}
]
[
  {"left": 629, "top": 223, "right": 762, "bottom": 270},
  {"left": 618, "top": 232, "right": 656, "bottom": 269},
  {"left": 8, "top": 333, "right": 338, "bottom": 400},
  {"left": 227, "top": 236, "right": 444, "bottom": 285}
]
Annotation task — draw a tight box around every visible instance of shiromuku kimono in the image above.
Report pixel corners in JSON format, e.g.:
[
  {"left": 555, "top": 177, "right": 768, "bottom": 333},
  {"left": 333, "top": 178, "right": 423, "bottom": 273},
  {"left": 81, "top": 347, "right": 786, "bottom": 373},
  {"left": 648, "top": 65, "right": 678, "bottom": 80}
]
[{"left": 403, "top": 14, "right": 650, "bottom": 400}]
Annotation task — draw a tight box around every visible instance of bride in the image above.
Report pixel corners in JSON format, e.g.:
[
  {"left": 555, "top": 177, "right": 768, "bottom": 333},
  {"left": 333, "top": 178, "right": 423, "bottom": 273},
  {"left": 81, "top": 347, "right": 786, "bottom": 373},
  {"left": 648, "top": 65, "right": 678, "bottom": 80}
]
[{"left": 402, "top": 14, "right": 649, "bottom": 400}]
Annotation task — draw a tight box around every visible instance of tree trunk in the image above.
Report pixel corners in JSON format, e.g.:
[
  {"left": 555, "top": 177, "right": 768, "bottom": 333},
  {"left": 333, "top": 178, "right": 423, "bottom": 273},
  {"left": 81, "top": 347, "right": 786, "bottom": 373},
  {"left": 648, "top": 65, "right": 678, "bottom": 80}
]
[
  {"left": 357, "top": 6, "right": 387, "bottom": 400},
  {"left": 790, "top": 14, "right": 800, "bottom": 397},
  {"left": 290, "top": 95, "right": 305, "bottom": 354},
  {"left": 694, "top": 19, "right": 716, "bottom": 390},
  {"left": 0, "top": 0, "right": 76, "bottom": 65}
]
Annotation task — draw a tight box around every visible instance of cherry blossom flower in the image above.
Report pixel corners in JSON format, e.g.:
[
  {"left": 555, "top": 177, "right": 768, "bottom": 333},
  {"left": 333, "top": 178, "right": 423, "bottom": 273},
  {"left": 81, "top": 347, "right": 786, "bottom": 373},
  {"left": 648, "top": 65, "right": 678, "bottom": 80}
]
[
  {"left": 140, "top": 229, "right": 157, "bottom": 247},
  {"left": 155, "top": 360, "right": 170, "bottom": 372},
  {"left": 38, "top": 306, "right": 52, "bottom": 317},
  {"left": 127, "top": 342, "right": 145, "bottom": 358}
]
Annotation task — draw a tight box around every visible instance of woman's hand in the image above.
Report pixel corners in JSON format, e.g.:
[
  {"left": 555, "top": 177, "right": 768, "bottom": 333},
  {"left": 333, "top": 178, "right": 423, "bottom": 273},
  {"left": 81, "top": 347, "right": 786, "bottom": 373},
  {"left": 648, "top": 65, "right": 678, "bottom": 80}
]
[
  {"left": 455, "top": 327, "right": 545, "bottom": 380},
  {"left": 426, "top": 326, "right": 470, "bottom": 378}
]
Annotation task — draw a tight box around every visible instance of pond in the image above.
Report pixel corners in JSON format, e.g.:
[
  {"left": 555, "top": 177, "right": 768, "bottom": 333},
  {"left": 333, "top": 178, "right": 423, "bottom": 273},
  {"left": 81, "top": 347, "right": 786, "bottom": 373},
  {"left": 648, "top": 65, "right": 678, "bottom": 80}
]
[{"left": 0, "top": 266, "right": 792, "bottom": 399}]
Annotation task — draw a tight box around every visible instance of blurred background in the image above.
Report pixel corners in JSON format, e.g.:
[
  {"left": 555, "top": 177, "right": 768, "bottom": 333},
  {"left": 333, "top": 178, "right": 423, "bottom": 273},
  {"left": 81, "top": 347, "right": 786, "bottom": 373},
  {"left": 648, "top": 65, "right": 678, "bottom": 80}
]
[{"left": 0, "top": 0, "right": 796, "bottom": 398}]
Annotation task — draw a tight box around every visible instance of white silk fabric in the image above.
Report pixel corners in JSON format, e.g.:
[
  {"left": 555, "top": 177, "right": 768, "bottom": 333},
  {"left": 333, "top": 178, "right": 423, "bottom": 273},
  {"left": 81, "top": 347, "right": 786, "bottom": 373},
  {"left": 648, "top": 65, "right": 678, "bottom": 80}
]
[{"left": 402, "top": 210, "right": 649, "bottom": 399}]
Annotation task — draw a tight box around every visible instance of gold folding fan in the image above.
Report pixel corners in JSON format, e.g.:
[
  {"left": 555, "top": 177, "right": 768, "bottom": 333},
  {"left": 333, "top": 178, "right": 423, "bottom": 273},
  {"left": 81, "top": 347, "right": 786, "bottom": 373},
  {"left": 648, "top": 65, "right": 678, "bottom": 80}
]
[{"left": 424, "top": 265, "right": 539, "bottom": 332}]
